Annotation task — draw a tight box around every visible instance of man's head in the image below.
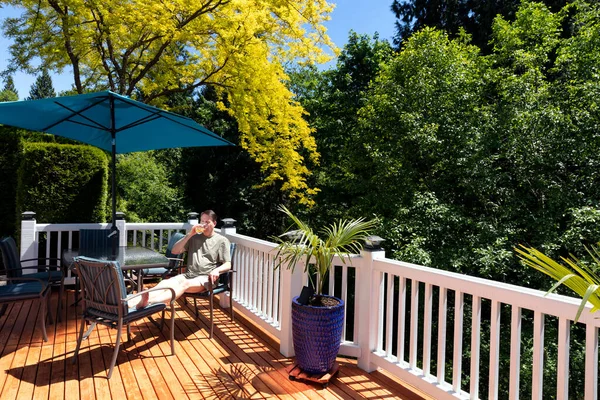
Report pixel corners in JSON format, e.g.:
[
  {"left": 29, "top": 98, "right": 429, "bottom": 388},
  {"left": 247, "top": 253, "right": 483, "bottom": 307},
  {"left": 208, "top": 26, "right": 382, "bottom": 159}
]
[{"left": 200, "top": 210, "right": 218, "bottom": 236}]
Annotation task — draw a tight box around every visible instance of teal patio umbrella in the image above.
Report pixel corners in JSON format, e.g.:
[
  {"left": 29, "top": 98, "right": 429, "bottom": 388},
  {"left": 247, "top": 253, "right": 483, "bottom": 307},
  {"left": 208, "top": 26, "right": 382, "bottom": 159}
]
[{"left": 0, "top": 90, "right": 234, "bottom": 235}]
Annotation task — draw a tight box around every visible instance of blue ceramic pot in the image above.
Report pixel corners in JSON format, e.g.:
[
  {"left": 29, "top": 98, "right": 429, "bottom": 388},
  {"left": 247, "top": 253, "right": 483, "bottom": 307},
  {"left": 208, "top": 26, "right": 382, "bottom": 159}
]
[{"left": 291, "top": 295, "right": 345, "bottom": 374}]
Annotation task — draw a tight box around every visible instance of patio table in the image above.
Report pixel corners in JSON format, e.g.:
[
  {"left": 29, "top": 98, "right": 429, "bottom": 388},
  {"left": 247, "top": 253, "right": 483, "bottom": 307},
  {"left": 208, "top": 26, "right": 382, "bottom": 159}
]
[{"left": 62, "top": 246, "right": 169, "bottom": 293}]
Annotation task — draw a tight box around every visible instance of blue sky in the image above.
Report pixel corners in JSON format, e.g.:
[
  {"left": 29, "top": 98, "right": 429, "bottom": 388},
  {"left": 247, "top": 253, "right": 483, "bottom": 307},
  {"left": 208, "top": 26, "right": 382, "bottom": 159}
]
[{"left": 0, "top": 1, "right": 397, "bottom": 99}]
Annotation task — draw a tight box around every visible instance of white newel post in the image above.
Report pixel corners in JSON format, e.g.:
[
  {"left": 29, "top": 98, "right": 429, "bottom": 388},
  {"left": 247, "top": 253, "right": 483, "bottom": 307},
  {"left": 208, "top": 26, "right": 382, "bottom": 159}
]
[
  {"left": 279, "top": 258, "right": 304, "bottom": 357},
  {"left": 219, "top": 218, "right": 237, "bottom": 309},
  {"left": 357, "top": 241, "right": 386, "bottom": 372},
  {"left": 20, "top": 211, "right": 38, "bottom": 270},
  {"left": 187, "top": 211, "right": 199, "bottom": 228},
  {"left": 116, "top": 212, "right": 127, "bottom": 246}
]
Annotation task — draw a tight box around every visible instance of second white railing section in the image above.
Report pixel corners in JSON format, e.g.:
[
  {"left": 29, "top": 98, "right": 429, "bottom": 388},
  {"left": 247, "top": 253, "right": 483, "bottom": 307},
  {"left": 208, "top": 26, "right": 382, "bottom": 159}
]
[{"left": 19, "top": 216, "right": 600, "bottom": 400}]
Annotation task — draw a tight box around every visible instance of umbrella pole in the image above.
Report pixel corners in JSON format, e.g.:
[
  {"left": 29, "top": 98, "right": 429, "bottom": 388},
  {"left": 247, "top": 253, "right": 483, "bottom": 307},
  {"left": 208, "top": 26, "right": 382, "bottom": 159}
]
[{"left": 110, "top": 97, "right": 118, "bottom": 255}]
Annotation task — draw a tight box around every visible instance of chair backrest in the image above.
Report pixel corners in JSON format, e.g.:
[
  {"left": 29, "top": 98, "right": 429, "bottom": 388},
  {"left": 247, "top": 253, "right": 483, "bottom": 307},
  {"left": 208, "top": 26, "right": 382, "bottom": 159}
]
[
  {"left": 0, "top": 237, "right": 23, "bottom": 278},
  {"left": 165, "top": 232, "right": 185, "bottom": 268},
  {"left": 218, "top": 242, "right": 237, "bottom": 286},
  {"left": 74, "top": 256, "right": 128, "bottom": 316},
  {"left": 79, "top": 229, "right": 119, "bottom": 257}
]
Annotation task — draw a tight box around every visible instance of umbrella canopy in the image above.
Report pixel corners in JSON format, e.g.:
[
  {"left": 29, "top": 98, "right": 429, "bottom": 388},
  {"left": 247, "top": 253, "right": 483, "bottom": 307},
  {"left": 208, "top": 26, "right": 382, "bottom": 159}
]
[{"left": 0, "top": 90, "right": 234, "bottom": 231}]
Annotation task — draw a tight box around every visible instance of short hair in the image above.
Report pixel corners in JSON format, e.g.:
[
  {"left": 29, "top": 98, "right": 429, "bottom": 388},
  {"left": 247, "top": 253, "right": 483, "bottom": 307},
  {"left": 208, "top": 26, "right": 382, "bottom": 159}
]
[{"left": 201, "top": 210, "right": 218, "bottom": 223}]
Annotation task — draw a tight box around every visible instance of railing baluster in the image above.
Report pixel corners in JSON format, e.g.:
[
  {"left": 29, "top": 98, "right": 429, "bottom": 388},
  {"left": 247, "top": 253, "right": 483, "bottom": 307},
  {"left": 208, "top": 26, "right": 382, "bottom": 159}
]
[
  {"left": 56, "top": 233, "right": 62, "bottom": 266},
  {"left": 45, "top": 233, "right": 51, "bottom": 265},
  {"left": 261, "top": 251, "right": 268, "bottom": 314},
  {"left": 437, "top": 286, "right": 447, "bottom": 385},
  {"left": 489, "top": 300, "right": 501, "bottom": 400},
  {"left": 509, "top": 305, "right": 522, "bottom": 400},
  {"left": 452, "top": 290, "right": 464, "bottom": 393},
  {"left": 410, "top": 279, "right": 419, "bottom": 369},
  {"left": 557, "top": 317, "right": 570, "bottom": 399},
  {"left": 265, "top": 253, "right": 274, "bottom": 322},
  {"left": 328, "top": 261, "right": 335, "bottom": 295},
  {"left": 585, "top": 324, "right": 598, "bottom": 400},
  {"left": 532, "top": 311, "right": 545, "bottom": 400},
  {"left": 385, "top": 273, "right": 394, "bottom": 357},
  {"left": 470, "top": 295, "right": 481, "bottom": 399},
  {"left": 341, "top": 264, "right": 349, "bottom": 340},
  {"left": 423, "top": 282, "right": 433, "bottom": 377},
  {"left": 252, "top": 248, "right": 259, "bottom": 310},
  {"left": 397, "top": 276, "right": 406, "bottom": 363},
  {"left": 273, "top": 257, "right": 280, "bottom": 326}
]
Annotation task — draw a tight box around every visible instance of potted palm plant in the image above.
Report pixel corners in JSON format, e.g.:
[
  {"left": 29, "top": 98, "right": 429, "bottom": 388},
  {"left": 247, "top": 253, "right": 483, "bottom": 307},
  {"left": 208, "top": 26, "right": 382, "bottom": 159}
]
[
  {"left": 274, "top": 205, "right": 377, "bottom": 374},
  {"left": 515, "top": 243, "right": 600, "bottom": 321}
]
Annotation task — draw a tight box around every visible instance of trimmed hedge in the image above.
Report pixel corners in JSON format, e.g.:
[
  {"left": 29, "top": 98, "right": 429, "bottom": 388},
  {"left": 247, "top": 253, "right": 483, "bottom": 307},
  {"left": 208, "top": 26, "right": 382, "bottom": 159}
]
[{"left": 16, "top": 142, "right": 109, "bottom": 224}]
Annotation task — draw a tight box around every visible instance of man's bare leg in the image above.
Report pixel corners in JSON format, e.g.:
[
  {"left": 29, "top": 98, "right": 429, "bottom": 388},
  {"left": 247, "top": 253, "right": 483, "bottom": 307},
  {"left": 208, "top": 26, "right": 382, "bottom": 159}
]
[{"left": 129, "top": 275, "right": 190, "bottom": 309}]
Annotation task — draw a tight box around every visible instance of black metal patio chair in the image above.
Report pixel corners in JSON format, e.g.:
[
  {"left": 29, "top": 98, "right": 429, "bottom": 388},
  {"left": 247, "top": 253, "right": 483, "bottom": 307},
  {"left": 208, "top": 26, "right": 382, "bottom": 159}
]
[
  {"left": 72, "top": 256, "right": 176, "bottom": 379},
  {"left": 0, "top": 236, "right": 64, "bottom": 323},
  {"left": 184, "top": 243, "right": 237, "bottom": 338}
]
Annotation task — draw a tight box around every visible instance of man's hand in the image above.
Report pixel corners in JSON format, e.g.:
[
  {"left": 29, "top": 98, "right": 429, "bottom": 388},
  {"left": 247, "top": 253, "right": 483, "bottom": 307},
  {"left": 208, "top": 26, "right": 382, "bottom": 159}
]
[{"left": 209, "top": 270, "right": 220, "bottom": 284}]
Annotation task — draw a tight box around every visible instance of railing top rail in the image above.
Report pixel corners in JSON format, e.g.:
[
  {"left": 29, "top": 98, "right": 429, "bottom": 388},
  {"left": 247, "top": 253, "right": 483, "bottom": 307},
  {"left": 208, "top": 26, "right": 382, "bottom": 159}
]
[
  {"left": 222, "top": 231, "right": 278, "bottom": 253},
  {"left": 36, "top": 222, "right": 111, "bottom": 232},
  {"left": 125, "top": 222, "right": 190, "bottom": 230},
  {"left": 375, "top": 257, "right": 600, "bottom": 326}
]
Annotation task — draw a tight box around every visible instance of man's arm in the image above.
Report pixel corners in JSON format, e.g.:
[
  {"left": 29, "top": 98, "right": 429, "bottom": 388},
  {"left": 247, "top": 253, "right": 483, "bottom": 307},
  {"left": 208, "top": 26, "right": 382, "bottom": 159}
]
[{"left": 171, "top": 226, "right": 199, "bottom": 254}]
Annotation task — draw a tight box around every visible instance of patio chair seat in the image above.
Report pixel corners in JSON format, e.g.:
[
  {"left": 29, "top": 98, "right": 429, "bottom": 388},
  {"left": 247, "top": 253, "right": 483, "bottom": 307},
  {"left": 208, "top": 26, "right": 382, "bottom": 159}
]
[
  {"left": 0, "top": 277, "right": 51, "bottom": 341},
  {"left": 86, "top": 302, "right": 167, "bottom": 324},
  {"left": 0, "top": 281, "right": 47, "bottom": 299}
]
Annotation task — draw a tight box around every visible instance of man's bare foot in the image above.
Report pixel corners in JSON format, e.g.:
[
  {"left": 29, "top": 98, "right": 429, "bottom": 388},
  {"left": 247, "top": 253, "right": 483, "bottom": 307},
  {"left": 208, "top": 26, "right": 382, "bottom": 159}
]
[{"left": 136, "top": 292, "right": 149, "bottom": 310}]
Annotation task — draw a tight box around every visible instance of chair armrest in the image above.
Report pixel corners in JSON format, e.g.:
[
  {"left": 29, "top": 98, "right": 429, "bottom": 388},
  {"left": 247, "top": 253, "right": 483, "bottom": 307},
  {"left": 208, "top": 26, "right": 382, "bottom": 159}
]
[
  {"left": 166, "top": 257, "right": 184, "bottom": 264},
  {"left": 21, "top": 257, "right": 62, "bottom": 265},
  {"left": 204, "top": 269, "right": 235, "bottom": 292},
  {"left": 8, "top": 265, "right": 63, "bottom": 273}
]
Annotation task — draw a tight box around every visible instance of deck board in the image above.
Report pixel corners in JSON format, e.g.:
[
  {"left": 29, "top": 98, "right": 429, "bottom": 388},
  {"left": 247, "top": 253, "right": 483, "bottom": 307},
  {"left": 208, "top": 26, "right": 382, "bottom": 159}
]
[{"left": 0, "top": 289, "right": 433, "bottom": 400}]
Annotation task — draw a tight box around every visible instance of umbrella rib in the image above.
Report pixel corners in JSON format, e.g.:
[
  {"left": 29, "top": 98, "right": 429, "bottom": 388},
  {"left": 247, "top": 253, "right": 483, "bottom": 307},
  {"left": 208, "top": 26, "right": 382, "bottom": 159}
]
[
  {"left": 116, "top": 114, "right": 162, "bottom": 132},
  {"left": 157, "top": 113, "right": 232, "bottom": 143},
  {"left": 114, "top": 99, "right": 232, "bottom": 145},
  {"left": 42, "top": 97, "right": 110, "bottom": 132}
]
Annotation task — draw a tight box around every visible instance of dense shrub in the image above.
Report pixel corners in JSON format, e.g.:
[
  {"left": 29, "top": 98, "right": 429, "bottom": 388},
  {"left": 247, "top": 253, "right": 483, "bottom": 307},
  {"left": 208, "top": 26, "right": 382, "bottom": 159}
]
[
  {"left": 16, "top": 142, "right": 109, "bottom": 224},
  {"left": 0, "top": 127, "right": 23, "bottom": 237}
]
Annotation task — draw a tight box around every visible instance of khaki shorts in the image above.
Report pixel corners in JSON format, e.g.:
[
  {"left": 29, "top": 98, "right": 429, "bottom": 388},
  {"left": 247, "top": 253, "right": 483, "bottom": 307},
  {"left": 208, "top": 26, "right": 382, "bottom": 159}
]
[{"left": 185, "top": 274, "right": 210, "bottom": 287}]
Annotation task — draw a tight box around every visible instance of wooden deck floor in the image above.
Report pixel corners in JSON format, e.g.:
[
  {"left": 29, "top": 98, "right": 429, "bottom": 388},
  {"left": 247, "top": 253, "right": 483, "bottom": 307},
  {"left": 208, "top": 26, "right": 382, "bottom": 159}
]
[{"left": 0, "top": 289, "right": 432, "bottom": 400}]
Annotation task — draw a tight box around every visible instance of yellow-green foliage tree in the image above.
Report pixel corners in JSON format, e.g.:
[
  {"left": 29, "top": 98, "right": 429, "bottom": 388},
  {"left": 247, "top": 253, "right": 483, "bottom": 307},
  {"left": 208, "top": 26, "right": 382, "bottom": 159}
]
[{"left": 1, "top": 0, "right": 336, "bottom": 205}]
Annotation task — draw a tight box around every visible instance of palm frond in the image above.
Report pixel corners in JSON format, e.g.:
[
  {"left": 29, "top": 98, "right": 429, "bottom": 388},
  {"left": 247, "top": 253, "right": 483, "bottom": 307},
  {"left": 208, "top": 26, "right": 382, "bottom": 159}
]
[
  {"left": 273, "top": 205, "right": 377, "bottom": 296},
  {"left": 515, "top": 244, "right": 600, "bottom": 321}
]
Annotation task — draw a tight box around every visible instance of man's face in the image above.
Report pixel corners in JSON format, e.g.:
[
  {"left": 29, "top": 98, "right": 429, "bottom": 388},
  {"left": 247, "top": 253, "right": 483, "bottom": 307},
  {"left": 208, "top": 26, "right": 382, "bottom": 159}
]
[{"left": 200, "top": 214, "right": 215, "bottom": 235}]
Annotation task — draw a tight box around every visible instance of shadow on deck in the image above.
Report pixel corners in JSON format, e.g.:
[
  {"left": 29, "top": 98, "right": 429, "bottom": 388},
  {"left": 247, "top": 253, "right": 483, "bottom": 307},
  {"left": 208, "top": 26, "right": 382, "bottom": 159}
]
[{"left": 0, "top": 289, "right": 432, "bottom": 399}]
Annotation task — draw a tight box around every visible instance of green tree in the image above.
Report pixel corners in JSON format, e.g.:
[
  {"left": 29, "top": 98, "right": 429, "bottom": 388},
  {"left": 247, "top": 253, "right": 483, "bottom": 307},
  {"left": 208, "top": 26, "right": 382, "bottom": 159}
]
[
  {"left": 1, "top": 0, "right": 337, "bottom": 205},
  {"left": 116, "top": 152, "right": 184, "bottom": 223},
  {"left": 0, "top": 75, "right": 18, "bottom": 101},
  {"left": 391, "top": 0, "right": 569, "bottom": 53},
  {"left": 27, "top": 69, "right": 56, "bottom": 100},
  {"left": 290, "top": 32, "right": 394, "bottom": 222}
]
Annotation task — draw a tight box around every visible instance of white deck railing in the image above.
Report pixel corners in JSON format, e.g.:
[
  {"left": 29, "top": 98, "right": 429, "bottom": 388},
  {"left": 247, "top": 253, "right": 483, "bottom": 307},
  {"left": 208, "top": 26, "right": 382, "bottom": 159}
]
[{"left": 18, "top": 213, "right": 600, "bottom": 400}]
